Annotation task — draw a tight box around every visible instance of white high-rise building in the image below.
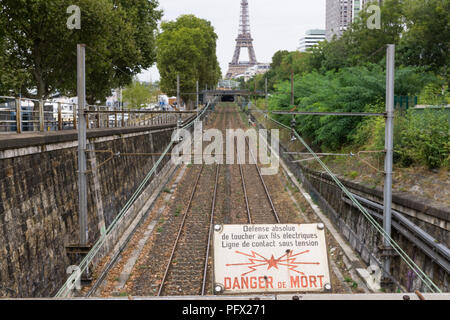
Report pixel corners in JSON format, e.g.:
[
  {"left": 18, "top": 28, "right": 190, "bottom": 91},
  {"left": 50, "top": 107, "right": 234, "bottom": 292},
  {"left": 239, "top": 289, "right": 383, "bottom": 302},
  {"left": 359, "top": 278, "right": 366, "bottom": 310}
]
[
  {"left": 353, "top": 0, "right": 368, "bottom": 20},
  {"left": 326, "top": 0, "right": 379, "bottom": 41},
  {"left": 326, "top": 0, "right": 353, "bottom": 41},
  {"left": 298, "top": 29, "right": 326, "bottom": 52}
]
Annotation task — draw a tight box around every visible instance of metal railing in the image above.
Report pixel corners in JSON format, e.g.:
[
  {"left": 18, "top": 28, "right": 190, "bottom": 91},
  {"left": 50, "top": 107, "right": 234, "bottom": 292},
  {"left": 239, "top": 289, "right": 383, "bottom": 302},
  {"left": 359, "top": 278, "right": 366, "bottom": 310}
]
[
  {"left": 84, "top": 105, "right": 193, "bottom": 129},
  {"left": 0, "top": 96, "right": 198, "bottom": 134}
]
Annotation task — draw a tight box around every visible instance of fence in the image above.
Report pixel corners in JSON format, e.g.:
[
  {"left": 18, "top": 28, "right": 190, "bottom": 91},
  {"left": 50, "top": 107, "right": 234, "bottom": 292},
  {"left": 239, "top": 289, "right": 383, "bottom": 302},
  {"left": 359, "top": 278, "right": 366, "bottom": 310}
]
[
  {"left": 0, "top": 96, "right": 194, "bottom": 134},
  {"left": 394, "top": 96, "right": 418, "bottom": 110}
]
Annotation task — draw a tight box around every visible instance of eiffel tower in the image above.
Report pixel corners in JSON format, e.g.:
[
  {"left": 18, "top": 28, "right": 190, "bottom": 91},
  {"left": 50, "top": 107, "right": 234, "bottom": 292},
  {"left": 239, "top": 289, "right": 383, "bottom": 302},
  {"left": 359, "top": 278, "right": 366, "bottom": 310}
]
[{"left": 226, "top": 0, "right": 258, "bottom": 79}]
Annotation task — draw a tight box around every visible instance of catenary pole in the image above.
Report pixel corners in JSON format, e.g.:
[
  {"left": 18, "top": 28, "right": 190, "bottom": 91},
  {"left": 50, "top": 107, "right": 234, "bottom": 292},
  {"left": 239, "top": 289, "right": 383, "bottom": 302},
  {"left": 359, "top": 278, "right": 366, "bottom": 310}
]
[
  {"left": 383, "top": 44, "right": 395, "bottom": 282},
  {"left": 77, "top": 44, "right": 88, "bottom": 246}
]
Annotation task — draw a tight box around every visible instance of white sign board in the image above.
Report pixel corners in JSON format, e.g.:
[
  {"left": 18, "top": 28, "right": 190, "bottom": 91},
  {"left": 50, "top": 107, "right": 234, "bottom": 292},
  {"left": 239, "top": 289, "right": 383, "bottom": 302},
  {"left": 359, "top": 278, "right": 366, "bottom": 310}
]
[{"left": 214, "top": 224, "right": 331, "bottom": 294}]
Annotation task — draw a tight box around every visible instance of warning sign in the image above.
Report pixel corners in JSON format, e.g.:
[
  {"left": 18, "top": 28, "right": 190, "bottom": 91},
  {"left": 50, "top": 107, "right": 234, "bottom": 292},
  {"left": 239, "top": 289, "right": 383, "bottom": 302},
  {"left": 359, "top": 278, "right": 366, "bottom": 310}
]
[{"left": 213, "top": 224, "right": 331, "bottom": 294}]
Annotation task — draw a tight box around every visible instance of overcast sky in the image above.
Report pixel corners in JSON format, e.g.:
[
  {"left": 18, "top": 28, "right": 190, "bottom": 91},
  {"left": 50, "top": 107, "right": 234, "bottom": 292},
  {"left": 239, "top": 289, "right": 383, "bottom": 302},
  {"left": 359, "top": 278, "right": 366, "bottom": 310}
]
[{"left": 138, "top": 0, "right": 326, "bottom": 82}]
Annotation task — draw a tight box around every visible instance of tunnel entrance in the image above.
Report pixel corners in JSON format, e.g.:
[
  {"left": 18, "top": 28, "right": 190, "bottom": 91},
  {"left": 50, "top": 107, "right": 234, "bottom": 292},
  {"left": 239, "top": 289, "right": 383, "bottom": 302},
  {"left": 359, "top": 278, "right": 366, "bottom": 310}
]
[{"left": 221, "top": 95, "right": 235, "bottom": 102}]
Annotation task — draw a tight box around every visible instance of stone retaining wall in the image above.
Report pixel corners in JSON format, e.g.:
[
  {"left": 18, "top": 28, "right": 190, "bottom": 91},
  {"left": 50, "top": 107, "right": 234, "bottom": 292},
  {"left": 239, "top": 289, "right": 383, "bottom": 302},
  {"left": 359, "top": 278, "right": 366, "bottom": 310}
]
[{"left": 0, "top": 125, "right": 177, "bottom": 297}]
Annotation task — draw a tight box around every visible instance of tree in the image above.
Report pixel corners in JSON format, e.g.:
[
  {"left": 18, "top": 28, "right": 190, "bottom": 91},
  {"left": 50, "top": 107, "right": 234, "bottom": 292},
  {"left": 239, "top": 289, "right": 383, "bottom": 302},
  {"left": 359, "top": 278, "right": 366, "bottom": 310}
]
[
  {"left": 156, "top": 15, "right": 221, "bottom": 107},
  {"left": 270, "top": 50, "right": 290, "bottom": 70},
  {"left": 342, "top": 0, "right": 404, "bottom": 64},
  {"left": 399, "top": 0, "right": 450, "bottom": 75},
  {"left": 260, "top": 50, "right": 312, "bottom": 92},
  {"left": 0, "top": 0, "right": 161, "bottom": 103},
  {"left": 308, "top": 39, "right": 351, "bottom": 72},
  {"left": 122, "top": 80, "right": 153, "bottom": 109}
]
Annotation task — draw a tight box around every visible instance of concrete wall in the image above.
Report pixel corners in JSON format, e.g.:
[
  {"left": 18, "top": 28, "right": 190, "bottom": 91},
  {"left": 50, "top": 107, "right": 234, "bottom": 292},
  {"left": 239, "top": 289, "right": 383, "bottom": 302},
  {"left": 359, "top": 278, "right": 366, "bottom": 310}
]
[{"left": 0, "top": 125, "right": 177, "bottom": 297}]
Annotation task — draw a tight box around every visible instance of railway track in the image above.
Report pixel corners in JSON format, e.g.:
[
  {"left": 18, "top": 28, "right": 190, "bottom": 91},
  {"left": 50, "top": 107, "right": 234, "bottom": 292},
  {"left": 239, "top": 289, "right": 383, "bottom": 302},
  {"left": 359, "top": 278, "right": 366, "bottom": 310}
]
[
  {"left": 156, "top": 105, "right": 283, "bottom": 296},
  {"left": 213, "top": 106, "right": 281, "bottom": 225},
  {"left": 155, "top": 107, "right": 227, "bottom": 296},
  {"left": 92, "top": 104, "right": 366, "bottom": 297},
  {"left": 156, "top": 164, "right": 220, "bottom": 296},
  {"left": 123, "top": 104, "right": 298, "bottom": 296},
  {"left": 243, "top": 136, "right": 281, "bottom": 224}
]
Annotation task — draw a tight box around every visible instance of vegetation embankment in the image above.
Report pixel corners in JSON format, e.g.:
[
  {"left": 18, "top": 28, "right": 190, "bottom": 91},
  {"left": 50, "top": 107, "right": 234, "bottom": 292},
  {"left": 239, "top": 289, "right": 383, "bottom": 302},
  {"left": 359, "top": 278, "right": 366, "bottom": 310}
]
[
  {"left": 245, "top": 0, "right": 449, "bottom": 205},
  {"left": 245, "top": 0, "right": 449, "bottom": 172}
]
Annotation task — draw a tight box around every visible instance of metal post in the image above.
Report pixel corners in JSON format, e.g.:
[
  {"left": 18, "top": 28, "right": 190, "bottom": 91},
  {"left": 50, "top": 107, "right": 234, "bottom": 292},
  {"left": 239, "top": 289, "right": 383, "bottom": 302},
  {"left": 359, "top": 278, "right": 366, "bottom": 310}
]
[
  {"left": 15, "top": 98, "right": 22, "bottom": 133},
  {"left": 177, "top": 74, "right": 180, "bottom": 109},
  {"left": 58, "top": 102, "right": 62, "bottom": 131},
  {"left": 196, "top": 80, "right": 199, "bottom": 113},
  {"left": 383, "top": 44, "right": 395, "bottom": 282},
  {"left": 265, "top": 77, "right": 268, "bottom": 108},
  {"left": 77, "top": 44, "right": 88, "bottom": 246},
  {"left": 106, "top": 107, "right": 110, "bottom": 128},
  {"left": 73, "top": 103, "right": 77, "bottom": 130},
  {"left": 177, "top": 74, "right": 181, "bottom": 120},
  {"left": 254, "top": 79, "right": 257, "bottom": 107},
  {"left": 120, "top": 88, "right": 124, "bottom": 127},
  {"left": 291, "top": 71, "right": 294, "bottom": 106},
  {"left": 96, "top": 106, "right": 100, "bottom": 128},
  {"left": 39, "top": 99, "right": 44, "bottom": 132}
]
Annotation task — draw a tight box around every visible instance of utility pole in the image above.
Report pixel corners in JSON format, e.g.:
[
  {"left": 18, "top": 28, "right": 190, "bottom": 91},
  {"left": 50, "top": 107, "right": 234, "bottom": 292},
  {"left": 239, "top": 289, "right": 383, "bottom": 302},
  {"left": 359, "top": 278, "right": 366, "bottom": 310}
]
[
  {"left": 77, "top": 44, "right": 88, "bottom": 246},
  {"left": 265, "top": 77, "right": 268, "bottom": 108},
  {"left": 177, "top": 74, "right": 180, "bottom": 110},
  {"left": 254, "top": 78, "right": 257, "bottom": 107},
  {"left": 382, "top": 44, "right": 395, "bottom": 286},
  {"left": 290, "top": 70, "right": 294, "bottom": 106},
  {"left": 120, "top": 87, "right": 124, "bottom": 127},
  {"left": 196, "top": 80, "right": 199, "bottom": 115}
]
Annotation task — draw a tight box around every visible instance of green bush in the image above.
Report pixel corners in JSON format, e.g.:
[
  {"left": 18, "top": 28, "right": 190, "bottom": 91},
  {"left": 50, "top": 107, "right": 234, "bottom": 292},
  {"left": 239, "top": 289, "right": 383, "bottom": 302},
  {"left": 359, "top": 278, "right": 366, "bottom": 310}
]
[
  {"left": 397, "top": 109, "right": 449, "bottom": 169},
  {"left": 351, "top": 103, "right": 385, "bottom": 149},
  {"left": 269, "top": 64, "right": 439, "bottom": 151},
  {"left": 352, "top": 108, "right": 449, "bottom": 169},
  {"left": 269, "top": 64, "right": 386, "bottom": 150},
  {"left": 418, "top": 81, "right": 450, "bottom": 106}
]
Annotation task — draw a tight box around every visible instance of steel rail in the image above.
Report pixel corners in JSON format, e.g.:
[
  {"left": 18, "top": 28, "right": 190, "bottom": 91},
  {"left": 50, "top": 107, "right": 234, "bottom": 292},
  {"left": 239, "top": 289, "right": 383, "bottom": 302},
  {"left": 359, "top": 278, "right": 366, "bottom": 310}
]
[
  {"left": 239, "top": 161, "right": 252, "bottom": 224},
  {"left": 233, "top": 123, "right": 252, "bottom": 223},
  {"left": 157, "top": 165, "right": 204, "bottom": 296},
  {"left": 235, "top": 134, "right": 252, "bottom": 223},
  {"left": 245, "top": 137, "right": 281, "bottom": 224},
  {"left": 201, "top": 164, "right": 220, "bottom": 295}
]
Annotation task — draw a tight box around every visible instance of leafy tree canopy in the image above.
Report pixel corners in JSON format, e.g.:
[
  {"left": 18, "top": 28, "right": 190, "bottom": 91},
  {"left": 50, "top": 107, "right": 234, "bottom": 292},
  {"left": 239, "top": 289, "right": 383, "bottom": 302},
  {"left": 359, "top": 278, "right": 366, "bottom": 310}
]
[
  {"left": 0, "top": 0, "right": 162, "bottom": 103},
  {"left": 123, "top": 79, "right": 155, "bottom": 109},
  {"left": 268, "top": 64, "right": 441, "bottom": 150},
  {"left": 156, "top": 15, "right": 221, "bottom": 106}
]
